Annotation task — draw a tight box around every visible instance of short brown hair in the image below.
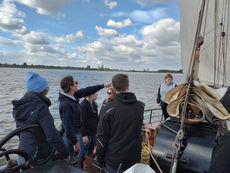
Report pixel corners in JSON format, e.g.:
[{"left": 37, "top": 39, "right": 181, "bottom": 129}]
[
  {"left": 112, "top": 74, "right": 129, "bottom": 92},
  {"left": 165, "top": 73, "right": 173, "bottom": 79},
  {"left": 60, "top": 75, "right": 74, "bottom": 93}
]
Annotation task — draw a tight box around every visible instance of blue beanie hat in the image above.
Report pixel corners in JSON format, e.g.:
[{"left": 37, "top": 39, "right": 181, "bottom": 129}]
[{"left": 25, "top": 71, "right": 48, "bottom": 93}]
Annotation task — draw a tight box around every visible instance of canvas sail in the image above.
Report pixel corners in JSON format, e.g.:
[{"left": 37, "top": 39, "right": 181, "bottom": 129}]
[
  {"left": 180, "top": 0, "right": 230, "bottom": 87},
  {"left": 165, "top": 0, "right": 230, "bottom": 121}
]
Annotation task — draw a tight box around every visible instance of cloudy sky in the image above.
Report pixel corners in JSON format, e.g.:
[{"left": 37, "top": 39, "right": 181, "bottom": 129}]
[{"left": 0, "top": 0, "right": 180, "bottom": 71}]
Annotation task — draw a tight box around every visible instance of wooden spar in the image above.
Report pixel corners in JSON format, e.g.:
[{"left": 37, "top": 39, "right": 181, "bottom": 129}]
[{"left": 170, "top": 1, "right": 206, "bottom": 173}]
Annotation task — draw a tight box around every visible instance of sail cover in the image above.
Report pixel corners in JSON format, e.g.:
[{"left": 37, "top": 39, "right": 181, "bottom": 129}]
[{"left": 180, "top": 0, "right": 230, "bottom": 87}]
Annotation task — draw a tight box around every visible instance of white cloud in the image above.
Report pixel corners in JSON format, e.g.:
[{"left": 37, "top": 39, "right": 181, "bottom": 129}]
[
  {"left": 95, "top": 26, "right": 118, "bottom": 37},
  {"left": 50, "top": 30, "right": 85, "bottom": 44},
  {"left": 112, "top": 8, "right": 166, "bottom": 24},
  {"left": 15, "top": 0, "right": 69, "bottom": 16},
  {"left": 76, "top": 18, "right": 180, "bottom": 70},
  {"left": 107, "top": 18, "right": 132, "bottom": 28},
  {"left": 130, "top": 8, "right": 166, "bottom": 23},
  {"left": 0, "top": 0, "right": 27, "bottom": 34},
  {"left": 141, "top": 18, "right": 180, "bottom": 46},
  {"left": 136, "top": 0, "right": 178, "bottom": 7},
  {"left": 104, "top": 0, "right": 117, "bottom": 9},
  {"left": 22, "top": 31, "right": 49, "bottom": 45},
  {"left": 0, "top": 36, "right": 22, "bottom": 46}
]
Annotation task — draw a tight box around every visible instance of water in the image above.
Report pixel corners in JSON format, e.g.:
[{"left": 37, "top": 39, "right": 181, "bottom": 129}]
[{"left": 0, "top": 67, "right": 186, "bottom": 147}]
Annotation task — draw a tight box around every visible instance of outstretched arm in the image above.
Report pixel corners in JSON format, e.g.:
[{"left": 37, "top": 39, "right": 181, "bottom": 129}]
[{"left": 74, "top": 83, "right": 111, "bottom": 99}]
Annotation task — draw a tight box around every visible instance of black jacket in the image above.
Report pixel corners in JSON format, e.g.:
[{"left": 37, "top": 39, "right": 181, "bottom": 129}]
[
  {"left": 12, "top": 92, "right": 68, "bottom": 159},
  {"left": 220, "top": 87, "right": 230, "bottom": 113},
  {"left": 80, "top": 99, "right": 98, "bottom": 136},
  {"left": 96, "top": 92, "right": 144, "bottom": 167}
]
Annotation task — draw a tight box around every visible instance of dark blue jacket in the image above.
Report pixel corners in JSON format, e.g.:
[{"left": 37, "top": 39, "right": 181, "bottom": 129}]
[
  {"left": 12, "top": 92, "right": 68, "bottom": 159},
  {"left": 59, "top": 84, "right": 104, "bottom": 144}
]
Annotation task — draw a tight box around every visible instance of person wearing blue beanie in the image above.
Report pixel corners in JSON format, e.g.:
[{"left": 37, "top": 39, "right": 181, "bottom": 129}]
[
  {"left": 12, "top": 71, "right": 68, "bottom": 167},
  {"left": 25, "top": 71, "right": 48, "bottom": 93}
]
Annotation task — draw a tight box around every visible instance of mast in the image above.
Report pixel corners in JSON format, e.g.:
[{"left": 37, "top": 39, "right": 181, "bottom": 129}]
[{"left": 170, "top": 1, "right": 206, "bottom": 172}]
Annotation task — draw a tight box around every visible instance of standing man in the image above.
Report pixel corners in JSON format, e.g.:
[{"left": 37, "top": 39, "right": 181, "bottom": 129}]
[
  {"left": 96, "top": 73, "right": 145, "bottom": 173},
  {"left": 156, "top": 73, "right": 176, "bottom": 120},
  {"left": 59, "top": 75, "right": 111, "bottom": 167}
]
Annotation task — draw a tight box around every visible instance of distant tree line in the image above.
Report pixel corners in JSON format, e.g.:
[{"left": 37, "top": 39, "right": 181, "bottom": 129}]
[
  {"left": 0, "top": 62, "right": 117, "bottom": 71},
  {"left": 0, "top": 62, "right": 183, "bottom": 73}
]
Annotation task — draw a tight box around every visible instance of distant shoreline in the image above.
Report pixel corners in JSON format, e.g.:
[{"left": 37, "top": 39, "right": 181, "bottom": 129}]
[{"left": 0, "top": 63, "right": 183, "bottom": 74}]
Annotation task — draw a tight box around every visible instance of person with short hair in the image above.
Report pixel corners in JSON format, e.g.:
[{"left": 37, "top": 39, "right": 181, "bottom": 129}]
[
  {"left": 156, "top": 73, "right": 176, "bottom": 120},
  {"left": 12, "top": 71, "right": 68, "bottom": 165},
  {"left": 59, "top": 75, "right": 111, "bottom": 168},
  {"left": 96, "top": 73, "right": 145, "bottom": 173}
]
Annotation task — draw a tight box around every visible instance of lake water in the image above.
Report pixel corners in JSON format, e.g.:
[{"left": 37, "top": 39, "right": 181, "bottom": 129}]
[{"left": 0, "top": 67, "right": 186, "bottom": 148}]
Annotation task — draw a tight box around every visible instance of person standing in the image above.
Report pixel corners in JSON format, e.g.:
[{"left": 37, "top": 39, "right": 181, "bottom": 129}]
[
  {"left": 80, "top": 92, "right": 98, "bottom": 157},
  {"left": 59, "top": 75, "right": 111, "bottom": 168},
  {"left": 96, "top": 73, "right": 145, "bottom": 173},
  {"left": 99, "top": 88, "right": 115, "bottom": 120},
  {"left": 101, "top": 88, "right": 115, "bottom": 107},
  {"left": 12, "top": 71, "right": 68, "bottom": 165},
  {"left": 156, "top": 73, "right": 176, "bottom": 120}
]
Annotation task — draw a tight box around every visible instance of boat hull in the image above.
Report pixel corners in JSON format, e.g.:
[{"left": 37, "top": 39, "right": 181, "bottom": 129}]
[{"left": 151, "top": 118, "right": 218, "bottom": 173}]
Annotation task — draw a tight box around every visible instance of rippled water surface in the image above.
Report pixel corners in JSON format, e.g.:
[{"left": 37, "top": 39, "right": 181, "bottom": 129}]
[{"left": 0, "top": 67, "right": 186, "bottom": 146}]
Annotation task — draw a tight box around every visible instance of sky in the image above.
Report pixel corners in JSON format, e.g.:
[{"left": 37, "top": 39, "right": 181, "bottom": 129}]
[{"left": 0, "top": 0, "right": 180, "bottom": 71}]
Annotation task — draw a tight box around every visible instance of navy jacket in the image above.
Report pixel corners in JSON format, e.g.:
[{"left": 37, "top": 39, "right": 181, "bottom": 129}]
[
  {"left": 12, "top": 92, "right": 68, "bottom": 159},
  {"left": 80, "top": 98, "right": 98, "bottom": 136},
  {"left": 97, "top": 92, "right": 145, "bottom": 167},
  {"left": 59, "top": 84, "right": 104, "bottom": 144}
]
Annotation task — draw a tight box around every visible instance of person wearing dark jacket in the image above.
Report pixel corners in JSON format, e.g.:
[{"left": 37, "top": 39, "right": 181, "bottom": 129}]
[
  {"left": 156, "top": 73, "right": 176, "bottom": 120},
  {"left": 97, "top": 73, "right": 145, "bottom": 173},
  {"left": 12, "top": 71, "right": 68, "bottom": 165},
  {"left": 59, "top": 75, "right": 111, "bottom": 168},
  {"left": 99, "top": 88, "right": 115, "bottom": 120},
  {"left": 80, "top": 92, "right": 98, "bottom": 156}
]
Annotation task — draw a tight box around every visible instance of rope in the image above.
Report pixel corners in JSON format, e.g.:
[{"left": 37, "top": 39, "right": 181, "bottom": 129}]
[
  {"left": 145, "top": 131, "right": 163, "bottom": 173},
  {"left": 161, "top": 124, "right": 177, "bottom": 135}
]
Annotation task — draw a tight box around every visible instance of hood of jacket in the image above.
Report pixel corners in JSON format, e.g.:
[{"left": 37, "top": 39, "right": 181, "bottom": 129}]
[
  {"left": 12, "top": 92, "right": 51, "bottom": 122},
  {"left": 58, "top": 92, "right": 78, "bottom": 103},
  {"left": 115, "top": 92, "right": 137, "bottom": 104}
]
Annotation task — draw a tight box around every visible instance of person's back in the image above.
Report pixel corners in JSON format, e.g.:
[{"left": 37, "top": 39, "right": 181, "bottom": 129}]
[
  {"left": 97, "top": 74, "right": 144, "bottom": 173},
  {"left": 12, "top": 71, "right": 68, "bottom": 164}
]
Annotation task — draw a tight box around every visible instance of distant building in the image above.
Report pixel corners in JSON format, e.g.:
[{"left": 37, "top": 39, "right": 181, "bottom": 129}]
[
  {"left": 98, "top": 62, "right": 104, "bottom": 70},
  {"left": 86, "top": 65, "right": 91, "bottom": 69}
]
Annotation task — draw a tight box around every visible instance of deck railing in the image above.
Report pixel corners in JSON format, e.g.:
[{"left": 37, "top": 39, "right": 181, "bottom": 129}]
[{"left": 143, "top": 108, "right": 162, "bottom": 124}]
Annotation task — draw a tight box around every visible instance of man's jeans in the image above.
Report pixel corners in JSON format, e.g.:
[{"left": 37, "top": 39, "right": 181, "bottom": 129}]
[
  {"left": 62, "top": 132, "right": 87, "bottom": 168},
  {"left": 76, "top": 134, "right": 87, "bottom": 168}
]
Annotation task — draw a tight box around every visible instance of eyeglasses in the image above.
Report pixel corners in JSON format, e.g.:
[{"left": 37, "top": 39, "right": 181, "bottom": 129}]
[{"left": 107, "top": 92, "right": 112, "bottom": 95}]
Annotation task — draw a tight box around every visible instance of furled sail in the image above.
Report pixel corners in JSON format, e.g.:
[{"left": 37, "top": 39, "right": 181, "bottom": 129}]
[
  {"left": 165, "top": 0, "right": 230, "bottom": 121},
  {"left": 180, "top": 0, "right": 230, "bottom": 87}
]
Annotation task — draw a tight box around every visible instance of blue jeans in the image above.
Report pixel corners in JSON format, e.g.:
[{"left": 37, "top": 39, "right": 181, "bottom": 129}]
[
  {"left": 62, "top": 132, "right": 76, "bottom": 163},
  {"left": 17, "top": 155, "right": 25, "bottom": 165},
  {"left": 85, "top": 135, "right": 96, "bottom": 156},
  {"left": 76, "top": 134, "right": 87, "bottom": 168}
]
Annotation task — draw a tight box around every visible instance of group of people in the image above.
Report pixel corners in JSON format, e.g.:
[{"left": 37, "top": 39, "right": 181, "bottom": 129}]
[{"left": 12, "top": 71, "right": 144, "bottom": 173}]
